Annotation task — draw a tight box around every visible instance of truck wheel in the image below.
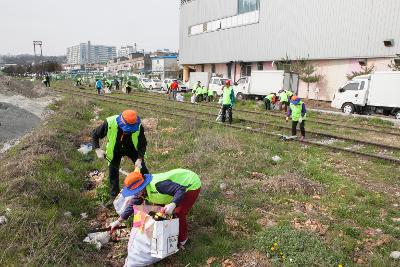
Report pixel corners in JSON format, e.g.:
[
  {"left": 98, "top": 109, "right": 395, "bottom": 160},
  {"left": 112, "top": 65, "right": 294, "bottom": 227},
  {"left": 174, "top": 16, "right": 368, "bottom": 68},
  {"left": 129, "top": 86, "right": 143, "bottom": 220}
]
[
  {"left": 395, "top": 110, "right": 400, "bottom": 120},
  {"left": 342, "top": 103, "right": 355, "bottom": 114},
  {"left": 236, "top": 93, "right": 244, "bottom": 101}
]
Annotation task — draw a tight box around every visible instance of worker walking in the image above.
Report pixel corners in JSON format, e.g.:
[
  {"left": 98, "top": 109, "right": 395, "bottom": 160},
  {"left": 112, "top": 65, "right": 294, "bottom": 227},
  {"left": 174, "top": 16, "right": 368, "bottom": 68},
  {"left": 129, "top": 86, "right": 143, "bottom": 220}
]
[
  {"left": 92, "top": 110, "right": 148, "bottom": 198},
  {"left": 110, "top": 168, "right": 201, "bottom": 248},
  {"left": 286, "top": 96, "right": 307, "bottom": 141},
  {"left": 221, "top": 80, "right": 235, "bottom": 124},
  {"left": 264, "top": 93, "right": 277, "bottom": 110},
  {"left": 169, "top": 80, "right": 179, "bottom": 100}
]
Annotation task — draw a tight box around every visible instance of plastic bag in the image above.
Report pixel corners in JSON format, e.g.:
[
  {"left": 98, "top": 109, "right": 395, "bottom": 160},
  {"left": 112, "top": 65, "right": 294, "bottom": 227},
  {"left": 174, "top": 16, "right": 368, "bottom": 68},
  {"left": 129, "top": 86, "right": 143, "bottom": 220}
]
[
  {"left": 113, "top": 193, "right": 134, "bottom": 216},
  {"left": 78, "top": 144, "right": 92, "bottom": 154}
]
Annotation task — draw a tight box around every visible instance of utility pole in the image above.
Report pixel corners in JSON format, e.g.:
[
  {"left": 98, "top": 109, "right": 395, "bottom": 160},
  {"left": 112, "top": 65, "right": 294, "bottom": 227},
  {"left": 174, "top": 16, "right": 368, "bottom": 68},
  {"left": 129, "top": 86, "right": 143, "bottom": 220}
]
[{"left": 33, "top": 41, "right": 43, "bottom": 77}]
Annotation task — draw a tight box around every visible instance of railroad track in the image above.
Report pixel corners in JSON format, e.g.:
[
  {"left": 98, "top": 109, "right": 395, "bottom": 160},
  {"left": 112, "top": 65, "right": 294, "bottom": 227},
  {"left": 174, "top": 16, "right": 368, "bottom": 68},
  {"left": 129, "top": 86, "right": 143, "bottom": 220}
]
[
  {"left": 99, "top": 88, "right": 400, "bottom": 137},
  {"left": 52, "top": 87, "right": 400, "bottom": 164}
]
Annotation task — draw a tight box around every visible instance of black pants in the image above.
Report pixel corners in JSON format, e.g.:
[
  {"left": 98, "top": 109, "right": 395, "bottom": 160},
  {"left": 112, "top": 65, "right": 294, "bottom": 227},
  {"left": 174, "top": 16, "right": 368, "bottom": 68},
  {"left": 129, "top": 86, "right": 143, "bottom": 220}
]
[
  {"left": 264, "top": 99, "right": 271, "bottom": 110},
  {"left": 116, "top": 84, "right": 120, "bottom": 90},
  {"left": 221, "top": 104, "right": 233, "bottom": 124},
  {"left": 126, "top": 87, "right": 132, "bottom": 94},
  {"left": 197, "top": 95, "right": 203, "bottom": 102},
  {"left": 292, "top": 121, "right": 305, "bottom": 137},
  {"left": 109, "top": 153, "right": 149, "bottom": 197},
  {"left": 207, "top": 95, "right": 213, "bottom": 102}
]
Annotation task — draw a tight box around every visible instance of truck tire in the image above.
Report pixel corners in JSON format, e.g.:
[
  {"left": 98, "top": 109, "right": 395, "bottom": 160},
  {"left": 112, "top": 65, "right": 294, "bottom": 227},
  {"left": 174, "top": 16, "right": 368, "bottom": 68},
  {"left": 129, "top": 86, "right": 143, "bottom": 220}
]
[
  {"left": 236, "top": 92, "right": 244, "bottom": 101},
  {"left": 342, "top": 103, "right": 355, "bottom": 114},
  {"left": 395, "top": 110, "right": 400, "bottom": 120}
]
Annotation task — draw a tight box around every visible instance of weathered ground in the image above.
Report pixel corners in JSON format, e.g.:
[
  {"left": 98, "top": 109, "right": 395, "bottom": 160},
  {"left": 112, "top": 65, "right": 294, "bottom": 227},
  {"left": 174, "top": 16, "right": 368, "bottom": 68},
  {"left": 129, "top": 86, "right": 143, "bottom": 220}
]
[{"left": 0, "top": 79, "right": 399, "bottom": 266}]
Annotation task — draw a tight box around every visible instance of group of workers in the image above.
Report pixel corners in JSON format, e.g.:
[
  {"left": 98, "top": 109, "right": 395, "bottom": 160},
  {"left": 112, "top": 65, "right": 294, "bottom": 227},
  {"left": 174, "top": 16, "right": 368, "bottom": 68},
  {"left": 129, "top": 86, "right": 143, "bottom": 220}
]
[
  {"left": 264, "top": 89, "right": 306, "bottom": 140},
  {"left": 193, "top": 81, "right": 214, "bottom": 102},
  {"left": 92, "top": 110, "right": 201, "bottom": 248}
]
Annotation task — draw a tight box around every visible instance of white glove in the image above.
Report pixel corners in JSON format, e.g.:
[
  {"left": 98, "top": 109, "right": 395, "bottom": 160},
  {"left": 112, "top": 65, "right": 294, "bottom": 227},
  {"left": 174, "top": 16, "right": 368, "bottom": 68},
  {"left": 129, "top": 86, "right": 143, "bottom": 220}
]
[
  {"left": 163, "top": 202, "right": 176, "bottom": 215},
  {"left": 299, "top": 117, "right": 303, "bottom": 123},
  {"left": 95, "top": 149, "right": 105, "bottom": 159},
  {"left": 110, "top": 220, "right": 121, "bottom": 233},
  {"left": 135, "top": 159, "right": 142, "bottom": 169}
]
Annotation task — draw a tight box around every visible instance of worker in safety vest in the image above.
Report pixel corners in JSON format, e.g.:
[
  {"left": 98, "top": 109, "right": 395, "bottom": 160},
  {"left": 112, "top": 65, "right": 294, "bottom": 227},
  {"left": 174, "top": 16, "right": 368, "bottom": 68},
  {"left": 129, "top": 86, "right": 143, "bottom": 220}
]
[
  {"left": 201, "top": 86, "right": 208, "bottom": 101},
  {"left": 105, "top": 79, "right": 112, "bottom": 90},
  {"left": 194, "top": 81, "right": 202, "bottom": 102},
  {"left": 286, "top": 96, "right": 307, "bottom": 141},
  {"left": 279, "top": 90, "right": 289, "bottom": 112},
  {"left": 285, "top": 90, "right": 294, "bottom": 100},
  {"left": 125, "top": 80, "right": 132, "bottom": 94},
  {"left": 207, "top": 87, "right": 214, "bottom": 102},
  {"left": 110, "top": 168, "right": 201, "bottom": 248},
  {"left": 264, "top": 93, "right": 277, "bottom": 110},
  {"left": 92, "top": 110, "right": 148, "bottom": 198},
  {"left": 221, "top": 80, "right": 235, "bottom": 124}
]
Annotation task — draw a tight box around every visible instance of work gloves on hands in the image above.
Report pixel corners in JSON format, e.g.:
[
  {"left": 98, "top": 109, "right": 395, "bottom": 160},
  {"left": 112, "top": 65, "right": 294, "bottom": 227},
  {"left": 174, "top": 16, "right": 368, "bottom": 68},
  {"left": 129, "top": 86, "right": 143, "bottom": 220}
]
[
  {"left": 299, "top": 117, "right": 303, "bottom": 123},
  {"left": 110, "top": 220, "right": 121, "bottom": 233},
  {"left": 162, "top": 202, "right": 176, "bottom": 215},
  {"left": 285, "top": 117, "right": 289, "bottom": 122},
  {"left": 135, "top": 159, "right": 142, "bottom": 169},
  {"left": 95, "top": 149, "right": 105, "bottom": 159}
]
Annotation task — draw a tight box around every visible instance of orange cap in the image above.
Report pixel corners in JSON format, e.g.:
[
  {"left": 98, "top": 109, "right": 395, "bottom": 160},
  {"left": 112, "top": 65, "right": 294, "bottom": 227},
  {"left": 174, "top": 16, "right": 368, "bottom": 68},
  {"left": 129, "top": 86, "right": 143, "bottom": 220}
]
[
  {"left": 121, "top": 110, "right": 137, "bottom": 125},
  {"left": 291, "top": 95, "right": 299, "bottom": 101},
  {"left": 124, "top": 171, "right": 144, "bottom": 189}
]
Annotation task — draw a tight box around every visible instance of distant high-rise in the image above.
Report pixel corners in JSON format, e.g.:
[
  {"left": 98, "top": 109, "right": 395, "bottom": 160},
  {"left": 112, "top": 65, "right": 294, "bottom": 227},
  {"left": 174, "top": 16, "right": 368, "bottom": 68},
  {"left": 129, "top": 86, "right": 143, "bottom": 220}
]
[
  {"left": 66, "top": 41, "right": 116, "bottom": 64},
  {"left": 118, "top": 44, "right": 137, "bottom": 57}
]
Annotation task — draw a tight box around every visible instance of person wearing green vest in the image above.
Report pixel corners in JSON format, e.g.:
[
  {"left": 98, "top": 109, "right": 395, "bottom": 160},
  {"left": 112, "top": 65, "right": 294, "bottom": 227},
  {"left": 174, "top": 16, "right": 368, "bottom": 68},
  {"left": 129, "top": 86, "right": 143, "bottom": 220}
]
[
  {"left": 201, "top": 86, "right": 208, "bottom": 101},
  {"left": 110, "top": 168, "right": 202, "bottom": 247},
  {"left": 195, "top": 81, "right": 203, "bottom": 102},
  {"left": 92, "top": 110, "right": 148, "bottom": 197},
  {"left": 221, "top": 80, "right": 235, "bottom": 124},
  {"left": 279, "top": 90, "right": 289, "bottom": 112},
  {"left": 207, "top": 87, "right": 214, "bottom": 102},
  {"left": 286, "top": 96, "right": 307, "bottom": 141},
  {"left": 264, "top": 93, "right": 277, "bottom": 110}
]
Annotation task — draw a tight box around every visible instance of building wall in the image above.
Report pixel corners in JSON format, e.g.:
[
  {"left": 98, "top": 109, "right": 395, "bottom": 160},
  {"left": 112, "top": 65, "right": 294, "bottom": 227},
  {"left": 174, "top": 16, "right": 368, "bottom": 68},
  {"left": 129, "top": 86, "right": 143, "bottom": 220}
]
[{"left": 180, "top": 0, "right": 400, "bottom": 64}]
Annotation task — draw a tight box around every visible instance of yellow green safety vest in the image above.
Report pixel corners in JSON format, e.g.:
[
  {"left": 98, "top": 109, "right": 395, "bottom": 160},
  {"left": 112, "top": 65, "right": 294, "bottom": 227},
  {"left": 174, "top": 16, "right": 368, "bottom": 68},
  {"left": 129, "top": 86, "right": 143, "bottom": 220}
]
[
  {"left": 145, "top": 169, "right": 202, "bottom": 205},
  {"left": 105, "top": 115, "right": 140, "bottom": 161},
  {"left": 290, "top": 101, "right": 307, "bottom": 122},
  {"left": 280, "top": 91, "right": 288, "bottom": 102},
  {"left": 195, "top": 86, "right": 202, "bottom": 96},
  {"left": 223, "top": 86, "right": 233, "bottom": 105},
  {"left": 266, "top": 94, "right": 274, "bottom": 101},
  {"left": 208, "top": 88, "right": 214, "bottom": 96}
]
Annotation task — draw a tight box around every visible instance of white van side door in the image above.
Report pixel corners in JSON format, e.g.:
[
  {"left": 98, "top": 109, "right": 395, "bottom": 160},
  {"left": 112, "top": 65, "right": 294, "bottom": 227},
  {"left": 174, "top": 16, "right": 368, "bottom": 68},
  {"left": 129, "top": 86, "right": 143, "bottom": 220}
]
[
  {"left": 353, "top": 80, "right": 369, "bottom": 106},
  {"left": 236, "top": 77, "right": 249, "bottom": 95}
]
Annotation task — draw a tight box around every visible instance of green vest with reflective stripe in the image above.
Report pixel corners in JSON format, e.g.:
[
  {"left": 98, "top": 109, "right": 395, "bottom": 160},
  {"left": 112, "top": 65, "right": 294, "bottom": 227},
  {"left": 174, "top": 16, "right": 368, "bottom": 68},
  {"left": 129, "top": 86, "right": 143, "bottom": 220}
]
[
  {"left": 105, "top": 115, "right": 140, "bottom": 161},
  {"left": 201, "top": 87, "right": 207, "bottom": 94},
  {"left": 195, "top": 86, "right": 202, "bottom": 96},
  {"left": 290, "top": 101, "right": 306, "bottom": 122},
  {"left": 208, "top": 88, "right": 214, "bottom": 96},
  {"left": 223, "top": 86, "right": 233, "bottom": 105},
  {"left": 145, "top": 169, "right": 201, "bottom": 205}
]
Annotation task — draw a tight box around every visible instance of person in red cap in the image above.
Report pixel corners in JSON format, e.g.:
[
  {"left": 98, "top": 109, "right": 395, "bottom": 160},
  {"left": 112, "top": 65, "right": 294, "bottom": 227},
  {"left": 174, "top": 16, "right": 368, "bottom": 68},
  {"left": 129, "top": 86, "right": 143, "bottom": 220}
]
[
  {"left": 92, "top": 110, "right": 148, "bottom": 198},
  {"left": 109, "top": 169, "right": 201, "bottom": 248},
  {"left": 221, "top": 80, "right": 235, "bottom": 124}
]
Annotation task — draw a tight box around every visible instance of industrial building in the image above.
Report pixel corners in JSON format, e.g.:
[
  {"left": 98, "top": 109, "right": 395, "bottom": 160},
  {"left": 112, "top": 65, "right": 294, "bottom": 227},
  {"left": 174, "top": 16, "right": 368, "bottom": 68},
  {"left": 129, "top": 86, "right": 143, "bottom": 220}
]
[
  {"left": 179, "top": 0, "right": 400, "bottom": 100},
  {"left": 66, "top": 41, "right": 116, "bottom": 65}
]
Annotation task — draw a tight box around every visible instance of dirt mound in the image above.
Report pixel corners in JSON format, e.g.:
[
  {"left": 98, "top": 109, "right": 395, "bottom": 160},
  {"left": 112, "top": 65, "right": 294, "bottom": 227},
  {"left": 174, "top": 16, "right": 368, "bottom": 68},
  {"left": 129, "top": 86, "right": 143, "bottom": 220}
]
[
  {"left": 261, "top": 173, "right": 325, "bottom": 196},
  {"left": 0, "top": 76, "right": 48, "bottom": 98}
]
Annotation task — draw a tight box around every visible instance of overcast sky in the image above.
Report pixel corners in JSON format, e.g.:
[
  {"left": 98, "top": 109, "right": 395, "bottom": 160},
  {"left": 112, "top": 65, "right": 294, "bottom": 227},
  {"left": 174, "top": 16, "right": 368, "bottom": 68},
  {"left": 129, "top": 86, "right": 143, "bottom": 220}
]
[{"left": 0, "top": 0, "right": 180, "bottom": 56}]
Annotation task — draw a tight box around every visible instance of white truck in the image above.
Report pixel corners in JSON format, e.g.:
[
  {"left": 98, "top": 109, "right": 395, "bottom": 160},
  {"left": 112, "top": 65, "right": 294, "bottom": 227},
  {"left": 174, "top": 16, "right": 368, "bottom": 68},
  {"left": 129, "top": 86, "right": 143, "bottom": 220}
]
[
  {"left": 189, "top": 72, "right": 211, "bottom": 92},
  {"left": 331, "top": 72, "right": 400, "bottom": 119},
  {"left": 233, "top": 71, "right": 297, "bottom": 100}
]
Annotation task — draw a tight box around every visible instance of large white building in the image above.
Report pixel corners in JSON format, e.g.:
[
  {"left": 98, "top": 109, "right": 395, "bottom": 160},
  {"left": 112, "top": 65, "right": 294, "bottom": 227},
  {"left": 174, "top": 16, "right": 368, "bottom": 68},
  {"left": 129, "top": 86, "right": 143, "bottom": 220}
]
[
  {"left": 118, "top": 45, "right": 137, "bottom": 57},
  {"left": 66, "top": 41, "right": 116, "bottom": 65},
  {"left": 180, "top": 0, "right": 400, "bottom": 100}
]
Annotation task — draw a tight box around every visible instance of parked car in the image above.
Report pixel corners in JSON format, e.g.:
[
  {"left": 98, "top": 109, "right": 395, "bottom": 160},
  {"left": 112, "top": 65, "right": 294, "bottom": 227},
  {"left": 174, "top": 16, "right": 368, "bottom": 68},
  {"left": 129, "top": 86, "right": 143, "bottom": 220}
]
[
  {"left": 161, "top": 79, "right": 189, "bottom": 92},
  {"left": 140, "top": 78, "right": 162, "bottom": 90}
]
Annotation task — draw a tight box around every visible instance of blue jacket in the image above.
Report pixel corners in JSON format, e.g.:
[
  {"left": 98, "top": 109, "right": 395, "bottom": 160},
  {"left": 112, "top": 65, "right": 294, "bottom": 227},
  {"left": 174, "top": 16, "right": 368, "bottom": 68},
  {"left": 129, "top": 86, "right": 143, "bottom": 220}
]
[{"left": 95, "top": 80, "right": 102, "bottom": 89}]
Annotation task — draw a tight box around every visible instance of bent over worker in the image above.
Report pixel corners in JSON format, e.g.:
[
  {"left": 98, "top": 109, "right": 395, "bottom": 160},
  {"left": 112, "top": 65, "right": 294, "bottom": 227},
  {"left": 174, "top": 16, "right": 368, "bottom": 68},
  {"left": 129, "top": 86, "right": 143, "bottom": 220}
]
[
  {"left": 110, "top": 169, "right": 201, "bottom": 247},
  {"left": 286, "top": 96, "right": 307, "bottom": 141},
  {"left": 92, "top": 110, "right": 149, "bottom": 198}
]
